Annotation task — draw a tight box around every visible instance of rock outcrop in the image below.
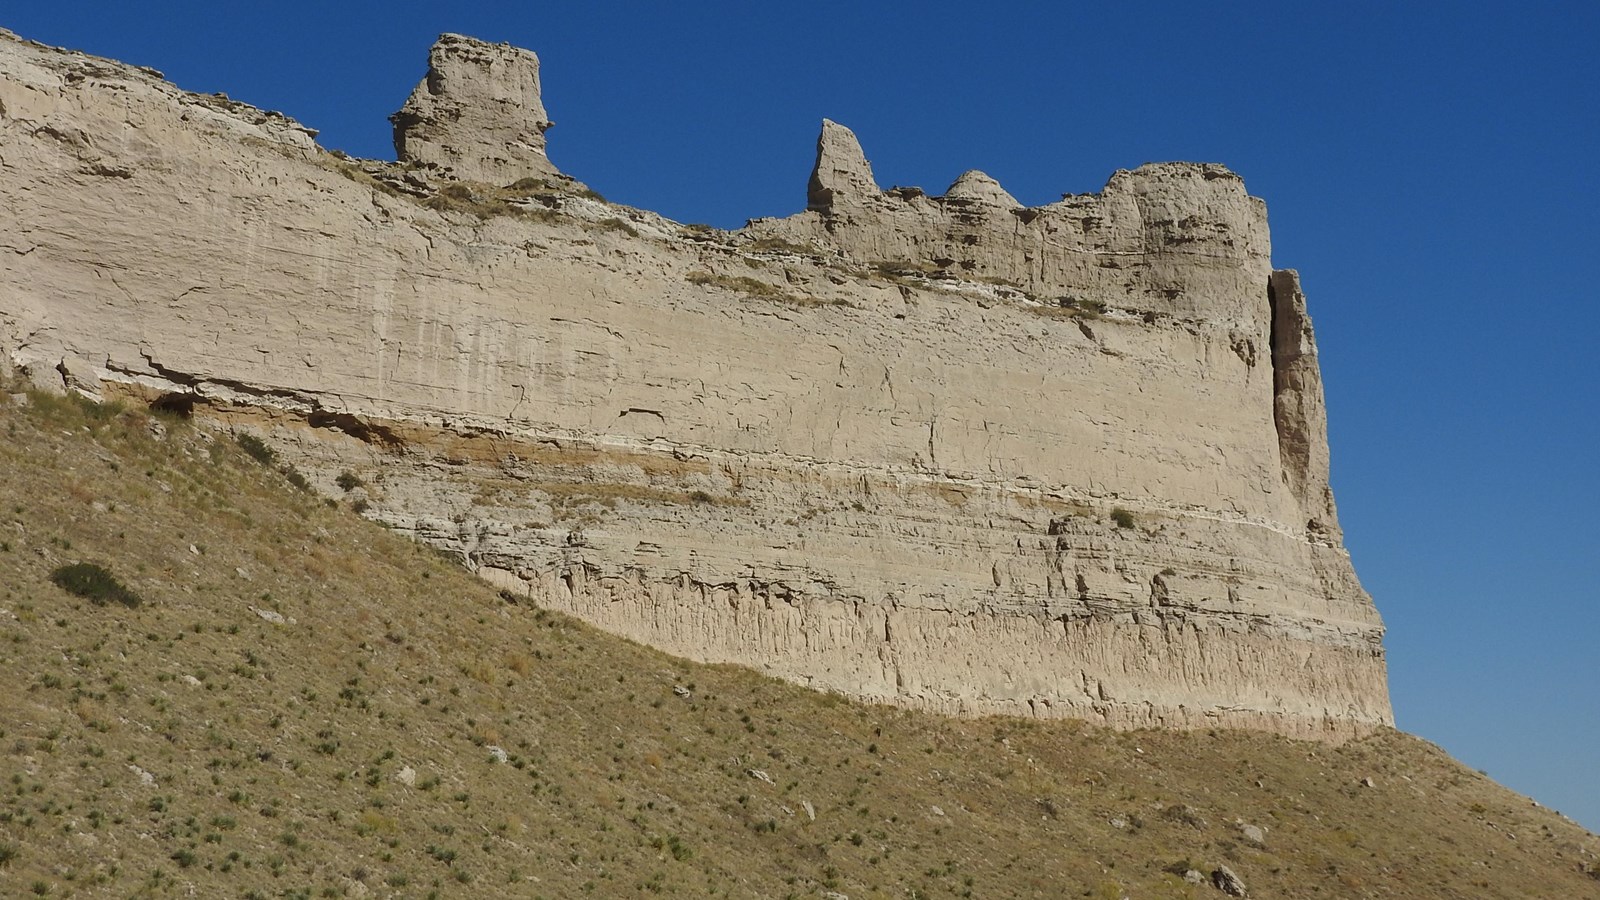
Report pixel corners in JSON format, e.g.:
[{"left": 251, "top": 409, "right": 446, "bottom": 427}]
[
  {"left": 807, "top": 119, "right": 881, "bottom": 214},
  {"left": 390, "top": 33, "right": 557, "bottom": 184},
  {"left": 0, "top": 29, "right": 1392, "bottom": 739}
]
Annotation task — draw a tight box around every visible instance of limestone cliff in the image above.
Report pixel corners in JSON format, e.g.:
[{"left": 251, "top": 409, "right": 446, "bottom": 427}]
[{"left": 0, "top": 30, "right": 1391, "bottom": 739}]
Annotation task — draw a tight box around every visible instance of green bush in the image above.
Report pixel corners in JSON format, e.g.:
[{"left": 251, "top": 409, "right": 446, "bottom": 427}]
[
  {"left": 50, "top": 562, "right": 143, "bottom": 608},
  {"left": 283, "top": 466, "right": 311, "bottom": 492},
  {"left": 1110, "top": 508, "right": 1136, "bottom": 530},
  {"left": 335, "top": 471, "right": 364, "bottom": 492},
  {"left": 595, "top": 217, "right": 640, "bottom": 238},
  {"left": 236, "top": 434, "right": 275, "bottom": 466}
]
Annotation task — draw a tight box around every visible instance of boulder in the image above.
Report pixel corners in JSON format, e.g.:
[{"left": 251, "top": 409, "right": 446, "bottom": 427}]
[{"left": 1212, "top": 864, "right": 1248, "bottom": 897}]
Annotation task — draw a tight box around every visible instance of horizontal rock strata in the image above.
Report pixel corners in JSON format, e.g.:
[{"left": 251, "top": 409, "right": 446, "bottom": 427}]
[{"left": 0, "top": 30, "right": 1391, "bottom": 739}]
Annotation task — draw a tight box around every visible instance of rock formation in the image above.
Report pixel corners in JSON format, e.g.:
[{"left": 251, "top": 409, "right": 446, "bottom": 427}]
[
  {"left": 0, "top": 29, "right": 1392, "bottom": 739},
  {"left": 390, "top": 33, "right": 557, "bottom": 184}
]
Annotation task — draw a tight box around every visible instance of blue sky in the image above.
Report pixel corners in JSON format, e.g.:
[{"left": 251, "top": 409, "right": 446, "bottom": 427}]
[{"left": 7, "top": 2, "right": 1597, "bottom": 830}]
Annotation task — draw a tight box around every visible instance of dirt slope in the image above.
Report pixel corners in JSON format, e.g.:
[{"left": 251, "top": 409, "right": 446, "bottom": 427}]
[{"left": 0, "top": 386, "right": 1595, "bottom": 898}]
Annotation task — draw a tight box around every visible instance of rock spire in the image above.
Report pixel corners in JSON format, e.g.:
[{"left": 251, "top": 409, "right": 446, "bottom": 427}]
[
  {"left": 390, "top": 33, "right": 558, "bottom": 184},
  {"left": 807, "top": 119, "right": 880, "bottom": 212}
]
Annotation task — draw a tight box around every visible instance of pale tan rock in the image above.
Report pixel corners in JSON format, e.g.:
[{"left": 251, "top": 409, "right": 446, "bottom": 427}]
[
  {"left": 391, "top": 33, "right": 557, "bottom": 184},
  {"left": 1271, "top": 269, "right": 1340, "bottom": 539},
  {"left": 808, "top": 119, "right": 881, "bottom": 213},
  {"left": 0, "top": 30, "right": 1391, "bottom": 740},
  {"left": 943, "top": 170, "right": 1019, "bottom": 208},
  {"left": 1213, "top": 864, "right": 1249, "bottom": 897}
]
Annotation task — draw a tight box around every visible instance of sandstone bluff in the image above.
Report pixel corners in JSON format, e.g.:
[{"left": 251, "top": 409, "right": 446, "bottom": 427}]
[{"left": 0, "top": 31, "right": 1391, "bottom": 739}]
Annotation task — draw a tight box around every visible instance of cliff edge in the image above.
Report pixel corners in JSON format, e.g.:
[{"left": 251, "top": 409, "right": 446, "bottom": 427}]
[{"left": 0, "top": 31, "right": 1391, "bottom": 739}]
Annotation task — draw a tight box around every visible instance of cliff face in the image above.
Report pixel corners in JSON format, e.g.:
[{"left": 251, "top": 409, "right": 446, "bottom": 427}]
[{"left": 0, "top": 31, "right": 1391, "bottom": 738}]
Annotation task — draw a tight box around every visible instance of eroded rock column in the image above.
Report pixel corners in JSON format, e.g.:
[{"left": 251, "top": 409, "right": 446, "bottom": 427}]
[{"left": 390, "top": 33, "right": 558, "bottom": 184}]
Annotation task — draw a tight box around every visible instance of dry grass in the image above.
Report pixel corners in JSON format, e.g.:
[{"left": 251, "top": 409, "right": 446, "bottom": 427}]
[
  {"left": 748, "top": 236, "right": 821, "bottom": 256},
  {"left": 1027, "top": 296, "right": 1108, "bottom": 319},
  {"left": 869, "top": 259, "right": 945, "bottom": 280},
  {"left": 535, "top": 481, "right": 739, "bottom": 512},
  {"left": 685, "top": 271, "right": 850, "bottom": 309},
  {"left": 422, "top": 182, "right": 559, "bottom": 223},
  {"left": 0, "top": 386, "right": 1596, "bottom": 898}
]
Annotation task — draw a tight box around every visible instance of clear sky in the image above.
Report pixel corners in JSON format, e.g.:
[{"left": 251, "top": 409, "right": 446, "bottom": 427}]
[{"left": 7, "top": 2, "right": 1597, "bottom": 831}]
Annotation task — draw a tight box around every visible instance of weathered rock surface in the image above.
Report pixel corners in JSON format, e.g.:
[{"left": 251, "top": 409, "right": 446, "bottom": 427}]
[
  {"left": 1213, "top": 863, "right": 1249, "bottom": 896},
  {"left": 0, "top": 30, "right": 1392, "bottom": 739},
  {"left": 390, "top": 33, "right": 557, "bottom": 184}
]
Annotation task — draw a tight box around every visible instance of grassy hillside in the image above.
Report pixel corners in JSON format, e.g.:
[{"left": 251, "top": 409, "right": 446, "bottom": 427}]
[{"left": 1, "top": 384, "right": 1596, "bottom": 899}]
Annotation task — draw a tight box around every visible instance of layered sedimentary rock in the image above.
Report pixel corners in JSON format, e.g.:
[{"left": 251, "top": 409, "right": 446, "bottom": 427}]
[{"left": 0, "top": 30, "right": 1392, "bottom": 738}]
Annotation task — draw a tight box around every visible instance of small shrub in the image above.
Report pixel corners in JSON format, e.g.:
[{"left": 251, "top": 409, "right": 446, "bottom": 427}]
[
  {"left": 1110, "top": 508, "right": 1136, "bottom": 530},
  {"left": 750, "top": 236, "right": 818, "bottom": 255},
  {"left": 283, "top": 466, "right": 311, "bottom": 492},
  {"left": 236, "top": 434, "right": 275, "bottom": 466},
  {"left": 595, "top": 217, "right": 639, "bottom": 238},
  {"left": 335, "top": 471, "right": 364, "bottom": 492},
  {"left": 688, "top": 490, "right": 713, "bottom": 504},
  {"left": 50, "top": 563, "right": 142, "bottom": 608},
  {"left": 1030, "top": 296, "right": 1108, "bottom": 319},
  {"left": 870, "top": 259, "right": 944, "bottom": 280},
  {"left": 425, "top": 182, "right": 559, "bottom": 222},
  {"left": 427, "top": 844, "right": 458, "bottom": 864}
]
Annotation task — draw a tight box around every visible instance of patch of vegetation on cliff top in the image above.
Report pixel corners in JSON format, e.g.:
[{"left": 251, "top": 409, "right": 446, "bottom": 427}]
[
  {"left": 422, "top": 181, "right": 560, "bottom": 223},
  {"left": 0, "top": 381, "right": 1595, "bottom": 898}
]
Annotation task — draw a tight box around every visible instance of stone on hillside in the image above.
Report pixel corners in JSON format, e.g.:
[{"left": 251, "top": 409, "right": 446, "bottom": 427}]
[
  {"left": 391, "top": 33, "right": 558, "bottom": 185},
  {"left": 20, "top": 360, "right": 65, "bottom": 395},
  {"left": 1212, "top": 864, "right": 1248, "bottom": 897},
  {"left": 58, "top": 356, "right": 102, "bottom": 398}
]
